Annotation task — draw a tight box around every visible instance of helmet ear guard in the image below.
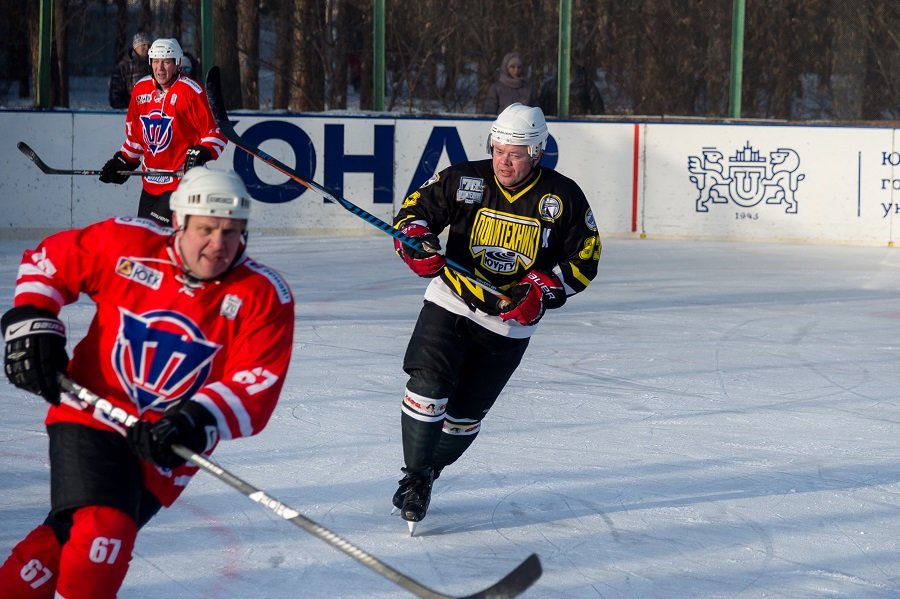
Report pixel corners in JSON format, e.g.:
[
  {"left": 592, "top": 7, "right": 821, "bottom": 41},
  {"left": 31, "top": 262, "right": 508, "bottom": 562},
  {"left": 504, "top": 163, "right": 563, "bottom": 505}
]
[
  {"left": 170, "top": 167, "right": 252, "bottom": 224},
  {"left": 486, "top": 102, "right": 549, "bottom": 160}
]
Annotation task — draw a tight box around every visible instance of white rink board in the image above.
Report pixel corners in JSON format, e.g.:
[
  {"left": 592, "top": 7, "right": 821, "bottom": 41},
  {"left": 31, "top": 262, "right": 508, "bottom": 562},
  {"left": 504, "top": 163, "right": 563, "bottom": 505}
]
[
  {"left": 1, "top": 110, "right": 897, "bottom": 246},
  {"left": 640, "top": 123, "right": 899, "bottom": 245}
]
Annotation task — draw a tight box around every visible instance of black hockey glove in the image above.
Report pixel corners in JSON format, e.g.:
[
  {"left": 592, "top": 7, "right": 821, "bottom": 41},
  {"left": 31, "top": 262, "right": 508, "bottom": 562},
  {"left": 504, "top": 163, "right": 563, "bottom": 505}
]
[
  {"left": 128, "top": 400, "right": 218, "bottom": 469},
  {"left": 2, "top": 305, "right": 68, "bottom": 405},
  {"left": 99, "top": 151, "right": 137, "bottom": 185},
  {"left": 499, "top": 271, "right": 566, "bottom": 326},
  {"left": 184, "top": 145, "right": 212, "bottom": 171}
]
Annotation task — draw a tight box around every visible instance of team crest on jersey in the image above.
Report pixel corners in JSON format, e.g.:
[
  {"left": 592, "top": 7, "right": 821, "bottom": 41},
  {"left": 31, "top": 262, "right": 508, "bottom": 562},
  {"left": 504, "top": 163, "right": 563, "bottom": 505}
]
[
  {"left": 538, "top": 194, "right": 563, "bottom": 221},
  {"left": 469, "top": 208, "right": 540, "bottom": 273},
  {"left": 585, "top": 209, "right": 597, "bottom": 231},
  {"left": 140, "top": 109, "right": 174, "bottom": 155},
  {"left": 456, "top": 177, "right": 485, "bottom": 204},
  {"left": 116, "top": 258, "right": 163, "bottom": 290},
  {"left": 113, "top": 308, "right": 221, "bottom": 414}
]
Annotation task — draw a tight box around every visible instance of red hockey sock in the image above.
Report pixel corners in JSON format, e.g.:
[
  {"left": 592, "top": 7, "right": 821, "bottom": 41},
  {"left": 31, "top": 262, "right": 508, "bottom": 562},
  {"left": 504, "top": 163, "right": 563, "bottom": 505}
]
[
  {"left": 0, "top": 524, "right": 61, "bottom": 598},
  {"left": 55, "top": 506, "right": 137, "bottom": 599}
]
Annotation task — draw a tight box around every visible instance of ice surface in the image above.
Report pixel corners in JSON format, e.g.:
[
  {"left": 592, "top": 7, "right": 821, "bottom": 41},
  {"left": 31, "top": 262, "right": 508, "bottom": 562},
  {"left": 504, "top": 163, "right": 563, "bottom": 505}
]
[{"left": 3, "top": 233, "right": 900, "bottom": 598}]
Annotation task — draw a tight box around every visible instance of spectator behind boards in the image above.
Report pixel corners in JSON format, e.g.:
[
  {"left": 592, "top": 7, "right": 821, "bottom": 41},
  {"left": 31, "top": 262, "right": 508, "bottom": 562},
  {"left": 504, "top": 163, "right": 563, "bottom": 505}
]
[
  {"left": 108, "top": 31, "right": 152, "bottom": 109},
  {"left": 99, "top": 38, "right": 227, "bottom": 227},
  {"left": 180, "top": 52, "right": 201, "bottom": 81},
  {"left": 538, "top": 64, "right": 606, "bottom": 117},
  {"left": 481, "top": 51, "right": 535, "bottom": 115}
]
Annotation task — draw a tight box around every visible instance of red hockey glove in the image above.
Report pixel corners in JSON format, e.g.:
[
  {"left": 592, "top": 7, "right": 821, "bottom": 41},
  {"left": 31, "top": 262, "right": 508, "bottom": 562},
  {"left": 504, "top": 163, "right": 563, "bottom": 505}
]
[
  {"left": 394, "top": 223, "right": 446, "bottom": 278},
  {"left": 2, "top": 305, "right": 69, "bottom": 404},
  {"left": 99, "top": 152, "right": 137, "bottom": 185},
  {"left": 184, "top": 145, "right": 212, "bottom": 171},
  {"left": 499, "top": 271, "right": 566, "bottom": 326}
]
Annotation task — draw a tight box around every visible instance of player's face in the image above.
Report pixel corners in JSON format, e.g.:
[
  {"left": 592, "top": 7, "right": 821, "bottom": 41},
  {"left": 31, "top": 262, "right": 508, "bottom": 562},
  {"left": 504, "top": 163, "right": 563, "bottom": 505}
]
[
  {"left": 491, "top": 143, "right": 535, "bottom": 188},
  {"left": 151, "top": 58, "right": 179, "bottom": 88},
  {"left": 178, "top": 216, "right": 246, "bottom": 280}
]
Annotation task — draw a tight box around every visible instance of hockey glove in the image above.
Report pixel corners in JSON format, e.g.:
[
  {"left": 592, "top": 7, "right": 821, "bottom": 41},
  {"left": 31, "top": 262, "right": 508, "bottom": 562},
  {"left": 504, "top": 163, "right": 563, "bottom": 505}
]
[
  {"left": 1, "top": 305, "right": 68, "bottom": 405},
  {"left": 184, "top": 145, "right": 212, "bottom": 171},
  {"left": 499, "top": 271, "right": 566, "bottom": 326},
  {"left": 99, "top": 152, "right": 137, "bottom": 185},
  {"left": 128, "top": 400, "right": 218, "bottom": 469},
  {"left": 394, "top": 223, "right": 446, "bottom": 278}
]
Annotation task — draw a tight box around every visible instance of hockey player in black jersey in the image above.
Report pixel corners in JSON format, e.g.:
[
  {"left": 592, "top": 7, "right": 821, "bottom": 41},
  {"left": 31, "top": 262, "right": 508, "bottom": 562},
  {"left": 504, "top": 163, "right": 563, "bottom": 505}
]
[{"left": 391, "top": 103, "right": 601, "bottom": 533}]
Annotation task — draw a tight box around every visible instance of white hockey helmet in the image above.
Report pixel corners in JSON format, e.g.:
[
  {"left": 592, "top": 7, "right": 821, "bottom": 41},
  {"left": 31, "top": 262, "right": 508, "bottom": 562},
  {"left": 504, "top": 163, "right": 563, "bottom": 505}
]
[
  {"left": 148, "top": 38, "right": 183, "bottom": 67},
  {"left": 486, "top": 102, "right": 549, "bottom": 159},
  {"left": 170, "top": 167, "right": 252, "bottom": 223}
]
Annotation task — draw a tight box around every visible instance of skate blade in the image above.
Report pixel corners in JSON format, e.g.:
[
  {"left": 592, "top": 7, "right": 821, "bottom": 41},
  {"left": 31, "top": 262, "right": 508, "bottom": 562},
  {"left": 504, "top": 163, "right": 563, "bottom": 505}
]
[{"left": 407, "top": 520, "right": 418, "bottom": 536}]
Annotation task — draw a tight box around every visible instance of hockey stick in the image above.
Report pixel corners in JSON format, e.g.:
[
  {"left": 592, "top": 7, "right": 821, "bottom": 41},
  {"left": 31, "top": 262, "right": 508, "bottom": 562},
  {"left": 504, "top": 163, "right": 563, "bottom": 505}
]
[
  {"left": 204, "top": 66, "right": 511, "bottom": 305},
  {"left": 57, "top": 375, "right": 542, "bottom": 599},
  {"left": 17, "top": 142, "right": 182, "bottom": 178}
]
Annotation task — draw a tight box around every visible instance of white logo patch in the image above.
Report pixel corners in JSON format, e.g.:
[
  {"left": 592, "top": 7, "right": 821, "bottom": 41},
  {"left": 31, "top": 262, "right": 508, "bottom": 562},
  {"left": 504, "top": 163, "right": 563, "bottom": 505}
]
[{"left": 116, "top": 258, "right": 163, "bottom": 290}]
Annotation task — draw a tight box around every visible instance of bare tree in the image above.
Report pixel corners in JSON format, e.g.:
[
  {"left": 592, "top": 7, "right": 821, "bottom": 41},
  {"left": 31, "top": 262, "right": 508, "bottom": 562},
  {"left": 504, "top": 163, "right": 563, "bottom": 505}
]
[
  {"left": 215, "top": 0, "right": 242, "bottom": 108},
  {"left": 288, "top": 0, "right": 325, "bottom": 111},
  {"left": 238, "top": 0, "right": 260, "bottom": 108},
  {"left": 53, "top": 0, "right": 68, "bottom": 107},
  {"left": 271, "top": 0, "right": 292, "bottom": 109}
]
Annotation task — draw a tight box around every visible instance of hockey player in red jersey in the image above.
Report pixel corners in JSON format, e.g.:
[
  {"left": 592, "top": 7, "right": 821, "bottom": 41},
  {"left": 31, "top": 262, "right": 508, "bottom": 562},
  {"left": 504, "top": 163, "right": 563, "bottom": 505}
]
[
  {"left": 391, "top": 103, "right": 600, "bottom": 532},
  {"left": 0, "top": 167, "right": 294, "bottom": 598},
  {"left": 99, "top": 38, "right": 227, "bottom": 227}
]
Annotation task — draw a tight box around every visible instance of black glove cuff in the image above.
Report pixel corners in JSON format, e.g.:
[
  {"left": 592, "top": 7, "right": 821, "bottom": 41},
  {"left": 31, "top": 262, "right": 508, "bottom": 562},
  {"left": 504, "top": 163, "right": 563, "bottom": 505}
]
[
  {"left": 113, "top": 151, "right": 138, "bottom": 170},
  {"left": 174, "top": 400, "right": 218, "bottom": 452},
  {"left": 2, "top": 305, "right": 65, "bottom": 339}
]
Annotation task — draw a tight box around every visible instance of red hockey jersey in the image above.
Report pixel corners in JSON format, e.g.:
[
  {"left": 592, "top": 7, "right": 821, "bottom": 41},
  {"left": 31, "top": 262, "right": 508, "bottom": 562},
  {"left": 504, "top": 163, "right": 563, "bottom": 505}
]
[
  {"left": 12, "top": 217, "right": 295, "bottom": 505},
  {"left": 121, "top": 74, "right": 228, "bottom": 195}
]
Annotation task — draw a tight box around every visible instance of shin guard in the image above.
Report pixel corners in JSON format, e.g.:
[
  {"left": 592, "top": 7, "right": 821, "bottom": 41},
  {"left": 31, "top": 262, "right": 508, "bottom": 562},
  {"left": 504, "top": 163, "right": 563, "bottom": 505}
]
[
  {"left": 55, "top": 506, "right": 137, "bottom": 599},
  {"left": 401, "top": 387, "right": 448, "bottom": 469},
  {"left": 0, "top": 524, "right": 61, "bottom": 598},
  {"left": 432, "top": 416, "right": 481, "bottom": 472}
]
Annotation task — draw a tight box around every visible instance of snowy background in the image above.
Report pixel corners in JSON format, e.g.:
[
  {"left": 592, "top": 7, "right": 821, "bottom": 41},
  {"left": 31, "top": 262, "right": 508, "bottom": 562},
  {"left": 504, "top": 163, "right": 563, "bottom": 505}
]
[{"left": 3, "top": 233, "right": 900, "bottom": 598}]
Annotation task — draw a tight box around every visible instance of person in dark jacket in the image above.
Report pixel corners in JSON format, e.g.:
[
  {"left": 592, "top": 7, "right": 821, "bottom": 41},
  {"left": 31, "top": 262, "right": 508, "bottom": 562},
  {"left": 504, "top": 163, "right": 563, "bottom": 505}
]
[
  {"left": 481, "top": 51, "right": 535, "bottom": 115},
  {"left": 538, "top": 64, "right": 606, "bottom": 117},
  {"left": 108, "top": 32, "right": 152, "bottom": 109}
]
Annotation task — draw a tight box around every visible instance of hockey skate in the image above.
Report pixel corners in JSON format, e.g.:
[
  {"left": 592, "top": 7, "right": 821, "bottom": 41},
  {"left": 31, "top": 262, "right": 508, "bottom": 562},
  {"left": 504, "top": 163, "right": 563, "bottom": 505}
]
[
  {"left": 392, "top": 466, "right": 441, "bottom": 510},
  {"left": 393, "top": 467, "right": 434, "bottom": 534}
]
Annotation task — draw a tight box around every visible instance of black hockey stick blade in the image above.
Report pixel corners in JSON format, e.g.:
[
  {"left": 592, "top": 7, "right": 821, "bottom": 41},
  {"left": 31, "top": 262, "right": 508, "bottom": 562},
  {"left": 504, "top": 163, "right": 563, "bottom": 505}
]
[
  {"left": 57, "top": 375, "right": 541, "bottom": 599},
  {"left": 204, "top": 66, "right": 511, "bottom": 305},
  {"left": 456, "top": 553, "right": 541, "bottom": 599},
  {"left": 17, "top": 142, "right": 180, "bottom": 178}
]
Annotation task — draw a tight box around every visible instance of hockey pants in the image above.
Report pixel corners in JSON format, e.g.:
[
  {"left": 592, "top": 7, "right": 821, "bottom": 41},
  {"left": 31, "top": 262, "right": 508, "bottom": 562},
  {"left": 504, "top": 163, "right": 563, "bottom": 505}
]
[{"left": 401, "top": 301, "right": 529, "bottom": 473}]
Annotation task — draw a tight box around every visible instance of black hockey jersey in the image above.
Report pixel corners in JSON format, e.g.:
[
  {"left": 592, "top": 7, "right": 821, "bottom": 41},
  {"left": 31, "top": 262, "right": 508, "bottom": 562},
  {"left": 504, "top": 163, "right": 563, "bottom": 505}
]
[{"left": 394, "top": 158, "right": 600, "bottom": 323}]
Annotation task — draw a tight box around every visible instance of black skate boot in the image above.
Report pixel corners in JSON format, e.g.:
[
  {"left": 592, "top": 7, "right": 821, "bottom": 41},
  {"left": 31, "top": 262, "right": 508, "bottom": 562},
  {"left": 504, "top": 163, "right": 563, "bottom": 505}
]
[
  {"left": 393, "top": 466, "right": 441, "bottom": 510},
  {"left": 394, "top": 467, "right": 434, "bottom": 524}
]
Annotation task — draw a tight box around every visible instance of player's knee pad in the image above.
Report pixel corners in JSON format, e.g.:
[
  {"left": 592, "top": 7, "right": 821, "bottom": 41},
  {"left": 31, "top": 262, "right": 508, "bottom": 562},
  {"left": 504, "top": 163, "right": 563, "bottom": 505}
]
[
  {"left": 431, "top": 415, "right": 481, "bottom": 469},
  {"left": 405, "top": 373, "right": 452, "bottom": 403},
  {"left": 56, "top": 506, "right": 137, "bottom": 599},
  {"left": 0, "top": 524, "right": 61, "bottom": 598},
  {"left": 401, "top": 386, "right": 449, "bottom": 423},
  {"left": 442, "top": 414, "right": 482, "bottom": 437}
]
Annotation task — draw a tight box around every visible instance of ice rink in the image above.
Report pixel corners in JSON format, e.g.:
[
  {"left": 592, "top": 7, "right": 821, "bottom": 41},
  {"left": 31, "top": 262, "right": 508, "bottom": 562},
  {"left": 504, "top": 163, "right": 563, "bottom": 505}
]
[{"left": 3, "top": 232, "right": 900, "bottom": 598}]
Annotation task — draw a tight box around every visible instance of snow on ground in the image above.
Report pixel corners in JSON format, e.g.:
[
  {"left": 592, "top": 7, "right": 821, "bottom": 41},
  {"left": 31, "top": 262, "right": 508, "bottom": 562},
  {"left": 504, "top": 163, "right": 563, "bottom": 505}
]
[{"left": 3, "top": 233, "right": 900, "bottom": 598}]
